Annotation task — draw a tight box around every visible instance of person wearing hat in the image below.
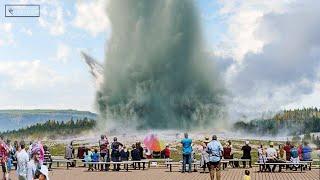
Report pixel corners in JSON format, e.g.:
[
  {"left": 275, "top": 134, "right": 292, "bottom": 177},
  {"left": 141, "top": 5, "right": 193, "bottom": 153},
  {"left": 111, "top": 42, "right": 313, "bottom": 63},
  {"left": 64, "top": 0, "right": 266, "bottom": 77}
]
[
  {"left": 266, "top": 142, "right": 278, "bottom": 172},
  {"left": 38, "top": 165, "right": 49, "bottom": 180},
  {"left": 200, "top": 137, "right": 210, "bottom": 172},
  {"left": 241, "top": 141, "right": 252, "bottom": 168},
  {"left": 207, "top": 135, "right": 223, "bottom": 180},
  {"left": 27, "top": 145, "right": 42, "bottom": 180}
]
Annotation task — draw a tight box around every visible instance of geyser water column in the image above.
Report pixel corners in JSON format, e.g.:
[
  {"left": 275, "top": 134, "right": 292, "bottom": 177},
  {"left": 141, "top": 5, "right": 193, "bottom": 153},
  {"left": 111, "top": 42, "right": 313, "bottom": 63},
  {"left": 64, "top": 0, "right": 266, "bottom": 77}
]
[{"left": 97, "top": 0, "right": 225, "bottom": 130}]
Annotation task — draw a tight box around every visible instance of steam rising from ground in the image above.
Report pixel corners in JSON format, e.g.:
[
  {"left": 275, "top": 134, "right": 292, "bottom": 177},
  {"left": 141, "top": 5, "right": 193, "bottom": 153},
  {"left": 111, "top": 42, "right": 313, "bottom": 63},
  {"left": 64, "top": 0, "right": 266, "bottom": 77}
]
[{"left": 95, "top": 0, "right": 225, "bottom": 130}]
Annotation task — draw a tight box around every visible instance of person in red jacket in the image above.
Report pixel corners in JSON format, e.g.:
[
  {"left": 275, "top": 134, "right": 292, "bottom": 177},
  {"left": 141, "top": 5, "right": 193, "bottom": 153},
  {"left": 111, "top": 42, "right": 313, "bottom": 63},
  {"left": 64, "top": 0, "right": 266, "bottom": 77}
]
[
  {"left": 298, "top": 143, "right": 303, "bottom": 161},
  {"left": 223, "top": 141, "right": 232, "bottom": 169},
  {"left": 283, "top": 141, "right": 291, "bottom": 161},
  {"left": 163, "top": 145, "right": 170, "bottom": 158}
]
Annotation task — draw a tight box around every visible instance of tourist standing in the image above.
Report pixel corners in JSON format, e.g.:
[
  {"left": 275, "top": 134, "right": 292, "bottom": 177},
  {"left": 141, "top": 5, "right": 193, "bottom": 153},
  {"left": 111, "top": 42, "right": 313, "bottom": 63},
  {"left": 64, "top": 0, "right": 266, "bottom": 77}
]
[
  {"left": 163, "top": 145, "right": 171, "bottom": 159},
  {"left": 0, "top": 136, "right": 9, "bottom": 180},
  {"left": 266, "top": 142, "right": 278, "bottom": 172},
  {"left": 65, "top": 141, "right": 75, "bottom": 167},
  {"left": 16, "top": 141, "right": 29, "bottom": 180},
  {"left": 111, "top": 137, "right": 123, "bottom": 171},
  {"left": 43, "top": 145, "right": 52, "bottom": 171},
  {"left": 27, "top": 146, "right": 42, "bottom": 180},
  {"left": 200, "top": 137, "right": 210, "bottom": 171},
  {"left": 120, "top": 145, "right": 129, "bottom": 161},
  {"left": 283, "top": 141, "right": 291, "bottom": 161},
  {"left": 207, "top": 135, "right": 223, "bottom": 180},
  {"left": 181, "top": 133, "right": 192, "bottom": 173},
  {"left": 223, "top": 141, "right": 232, "bottom": 169},
  {"left": 99, "top": 135, "right": 109, "bottom": 171},
  {"left": 84, "top": 148, "right": 93, "bottom": 171},
  {"left": 136, "top": 142, "right": 144, "bottom": 159},
  {"left": 91, "top": 149, "right": 100, "bottom": 170},
  {"left": 241, "top": 141, "right": 252, "bottom": 168},
  {"left": 302, "top": 141, "right": 312, "bottom": 161},
  {"left": 131, "top": 144, "right": 141, "bottom": 169}
]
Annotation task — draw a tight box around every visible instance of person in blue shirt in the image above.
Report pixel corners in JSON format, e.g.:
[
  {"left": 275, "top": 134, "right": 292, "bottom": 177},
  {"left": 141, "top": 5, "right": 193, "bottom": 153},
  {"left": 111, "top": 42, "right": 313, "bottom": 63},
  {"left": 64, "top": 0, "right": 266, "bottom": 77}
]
[
  {"left": 207, "top": 135, "right": 223, "bottom": 180},
  {"left": 302, "top": 141, "right": 312, "bottom": 161},
  {"left": 91, "top": 149, "right": 100, "bottom": 170},
  {"left": 181, "top": 133, "right": 192, "bottom": 173}
]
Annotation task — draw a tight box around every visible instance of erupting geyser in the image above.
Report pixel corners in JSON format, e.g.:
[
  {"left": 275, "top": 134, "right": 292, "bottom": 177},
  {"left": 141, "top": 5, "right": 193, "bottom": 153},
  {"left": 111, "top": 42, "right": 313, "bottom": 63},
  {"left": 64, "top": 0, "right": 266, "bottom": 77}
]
[{"left": 95, "top": 0, "right": 225, "bottom": 130}]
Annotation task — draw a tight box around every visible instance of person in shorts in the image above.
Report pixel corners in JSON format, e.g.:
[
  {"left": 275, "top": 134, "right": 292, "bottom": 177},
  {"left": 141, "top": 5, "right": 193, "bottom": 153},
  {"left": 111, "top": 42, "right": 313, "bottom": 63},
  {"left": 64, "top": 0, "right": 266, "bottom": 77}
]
[{"left": 207, "top": 135, "right": 223, "bottom": 180}]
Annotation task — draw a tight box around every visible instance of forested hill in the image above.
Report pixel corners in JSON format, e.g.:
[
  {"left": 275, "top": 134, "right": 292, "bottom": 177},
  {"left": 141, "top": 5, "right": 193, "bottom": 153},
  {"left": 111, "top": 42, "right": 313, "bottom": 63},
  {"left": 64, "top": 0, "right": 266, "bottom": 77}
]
[
  {"left": 0, "top": 109, "right": 97, "bottom": 132},
  {"left": 233, "top": 108, "right": 320, "bottom": 136},
  {"left": 0, "top": 118, "right": 96, "bottom": 139}
]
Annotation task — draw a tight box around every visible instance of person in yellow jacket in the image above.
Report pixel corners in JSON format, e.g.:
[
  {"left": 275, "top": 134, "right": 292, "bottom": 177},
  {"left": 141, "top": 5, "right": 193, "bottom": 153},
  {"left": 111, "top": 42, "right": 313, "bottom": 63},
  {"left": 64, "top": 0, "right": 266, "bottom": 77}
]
[{"left": 243, "top": 170, "right": 251, "bottom": 180}]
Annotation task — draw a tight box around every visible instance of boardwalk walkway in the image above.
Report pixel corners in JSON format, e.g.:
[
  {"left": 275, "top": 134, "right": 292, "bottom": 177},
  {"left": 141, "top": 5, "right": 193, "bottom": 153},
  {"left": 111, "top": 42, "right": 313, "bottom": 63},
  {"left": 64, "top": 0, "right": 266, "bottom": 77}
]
[{"left": 8, "top": 166, "right": 320, "bottom": 180}]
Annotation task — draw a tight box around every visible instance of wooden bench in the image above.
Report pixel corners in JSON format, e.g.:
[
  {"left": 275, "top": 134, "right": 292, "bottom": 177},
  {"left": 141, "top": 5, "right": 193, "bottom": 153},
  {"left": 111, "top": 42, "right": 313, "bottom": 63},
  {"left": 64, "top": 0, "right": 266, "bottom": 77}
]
[
  {"left": 221, "top": 159, "right": 251, "bottom": 169},
  {"left": 52, "top": 159, "right": 76, "bottom": 169},
  {"left": 129, "top": 160, "right": 149, "bottom": 170},
  {"left": 147, "top": 158, "right": 173, "bottom": 168},
  {"left": 255, "top": 162, "right": 309, "bottom": 172},
  {"left": 83, "top": 160, "right": 149, "bottom": 171},
  {"left": 165, "top": 161, "right": 200, "bottom": 172},
  {"left": 288, "top": 161, "right": 313, "bottom": 170}
]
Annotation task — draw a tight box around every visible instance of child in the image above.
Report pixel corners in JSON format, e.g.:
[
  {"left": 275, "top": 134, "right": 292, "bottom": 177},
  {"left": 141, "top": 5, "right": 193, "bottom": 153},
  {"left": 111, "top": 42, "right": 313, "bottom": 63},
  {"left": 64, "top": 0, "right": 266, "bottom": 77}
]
[
  {"left": 91, "top": 149, "right": 100, "bottom": 170},
  {"left": 120, "top": 146, "right": 129, "bottom": 161},
  {"left": 84, "top": 148, "right": 93, "bottom": 171},
  {"left": 244, "top": 170, "right": 251, "bottom": 180}
]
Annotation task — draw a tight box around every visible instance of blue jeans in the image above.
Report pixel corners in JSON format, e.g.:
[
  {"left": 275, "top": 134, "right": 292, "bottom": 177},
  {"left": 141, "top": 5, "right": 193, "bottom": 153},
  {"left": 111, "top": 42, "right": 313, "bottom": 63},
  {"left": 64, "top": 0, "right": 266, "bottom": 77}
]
[{"left": 182, "top": 154, "right": 192, "bottom": 172}]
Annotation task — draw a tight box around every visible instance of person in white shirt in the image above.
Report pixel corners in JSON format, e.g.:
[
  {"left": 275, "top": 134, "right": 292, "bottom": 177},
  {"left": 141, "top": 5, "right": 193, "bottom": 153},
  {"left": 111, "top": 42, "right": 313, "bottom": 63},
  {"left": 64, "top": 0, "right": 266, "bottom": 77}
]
[
  {"left": 266, "top": 142, "right": 278, "bottom": 172},
  {"left": 16, "top": 141, "right": 29, "bottom": 180}
]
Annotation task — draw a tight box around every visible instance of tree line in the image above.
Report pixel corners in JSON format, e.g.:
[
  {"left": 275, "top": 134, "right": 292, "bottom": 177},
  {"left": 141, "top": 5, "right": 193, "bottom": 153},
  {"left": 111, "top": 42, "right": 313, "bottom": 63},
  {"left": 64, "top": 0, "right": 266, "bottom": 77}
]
[
  {"left": 233, "top": 108, "right": 320, "bottom": 136},
  {"left": 0, "top": 118, "right": 96, "bottom": 139}
]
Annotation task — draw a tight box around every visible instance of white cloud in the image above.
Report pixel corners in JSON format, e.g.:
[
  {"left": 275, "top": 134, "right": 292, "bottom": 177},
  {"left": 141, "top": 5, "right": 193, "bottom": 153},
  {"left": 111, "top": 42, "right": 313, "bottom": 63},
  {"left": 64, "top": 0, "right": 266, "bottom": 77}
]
[
  {"left": 56, "top": 43, "right": 70, "bottom": 63},
  {"left": 73, "top": 0, "right": 110, "bottom": 36},
  {"left": 220, "top": 0, "right": 320, "bottom": 119},
  {"left": 0, "top": 23, "right": 14, "bottom": 46},
  {"left": 216, "top": 0, "right": 294, "bottom": 61},
  {"left": 0, "top": 60, "right": 95, "bottom": 111},
  {"left": 38, "top": 1, "right": 65, "bottom": 36}
]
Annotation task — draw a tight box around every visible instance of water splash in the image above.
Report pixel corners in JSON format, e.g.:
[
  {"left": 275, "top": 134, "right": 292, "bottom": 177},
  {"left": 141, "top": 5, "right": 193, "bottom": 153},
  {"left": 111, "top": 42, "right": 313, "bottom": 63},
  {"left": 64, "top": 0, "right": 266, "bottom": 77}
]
[{"left": 96, "top": 0, "right": 225, "bottom": 130}]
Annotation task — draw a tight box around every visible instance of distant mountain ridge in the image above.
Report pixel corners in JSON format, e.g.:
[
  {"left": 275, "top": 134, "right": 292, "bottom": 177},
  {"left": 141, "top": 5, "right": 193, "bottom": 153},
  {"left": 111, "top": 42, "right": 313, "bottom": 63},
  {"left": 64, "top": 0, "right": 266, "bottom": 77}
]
[{"left": 0, "top": 109, "right": 97, "bottom": 132}]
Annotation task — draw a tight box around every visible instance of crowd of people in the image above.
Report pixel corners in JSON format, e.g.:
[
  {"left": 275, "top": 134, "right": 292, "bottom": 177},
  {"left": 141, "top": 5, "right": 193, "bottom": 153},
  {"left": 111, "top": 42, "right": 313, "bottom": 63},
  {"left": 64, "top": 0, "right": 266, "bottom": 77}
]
[
  {"left": 0, "top": 132, "right": 316, "bottom": 180},
  {"left": 182, "top": 133, "right": 314, "bottom": 180},
  {"left": 65, "top": 135, "right": 171, "bottom": 172},
  {"left": 0, "top": 135, "right": 50, "bottom": 180},
  {"left": 258, "top": 141, "right": 313, "bottom": 172}
]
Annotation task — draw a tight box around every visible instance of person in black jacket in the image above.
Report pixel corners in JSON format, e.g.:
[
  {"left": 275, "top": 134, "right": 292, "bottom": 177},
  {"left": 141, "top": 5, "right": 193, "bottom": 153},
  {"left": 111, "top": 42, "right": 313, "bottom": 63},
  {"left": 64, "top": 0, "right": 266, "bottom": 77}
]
[
  {"left": 241, "top": 141, "right": 252, "bottom": 168},
  {"left": 111, "top": 137, "right": 123, "bottom": 171},
  {"left": 120, "top": 145, "right": 129, "bottom": 161},
  {"left": 131, "top": 144, "right": 141, "bottom": 169},
  {"left": 136, "top": 142, "right": 144, "bottom": 159},
  {"left": 43, "top": 145, "right": 52, "bottom": 170}
]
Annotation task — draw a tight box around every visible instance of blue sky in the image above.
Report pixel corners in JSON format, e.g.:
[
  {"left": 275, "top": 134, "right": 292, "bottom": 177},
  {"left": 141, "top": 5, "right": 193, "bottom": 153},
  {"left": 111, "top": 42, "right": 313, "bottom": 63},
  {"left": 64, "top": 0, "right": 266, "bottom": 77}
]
[{"left": 0, "top": 0, "right": 319, "bottom": 118}]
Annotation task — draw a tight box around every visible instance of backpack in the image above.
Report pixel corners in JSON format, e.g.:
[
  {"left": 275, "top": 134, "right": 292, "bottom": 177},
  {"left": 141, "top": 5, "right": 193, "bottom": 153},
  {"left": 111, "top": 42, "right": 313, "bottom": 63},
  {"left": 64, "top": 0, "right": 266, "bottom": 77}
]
[{"left": 291, "top": 148, "right": 298, "bottom": 158}]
